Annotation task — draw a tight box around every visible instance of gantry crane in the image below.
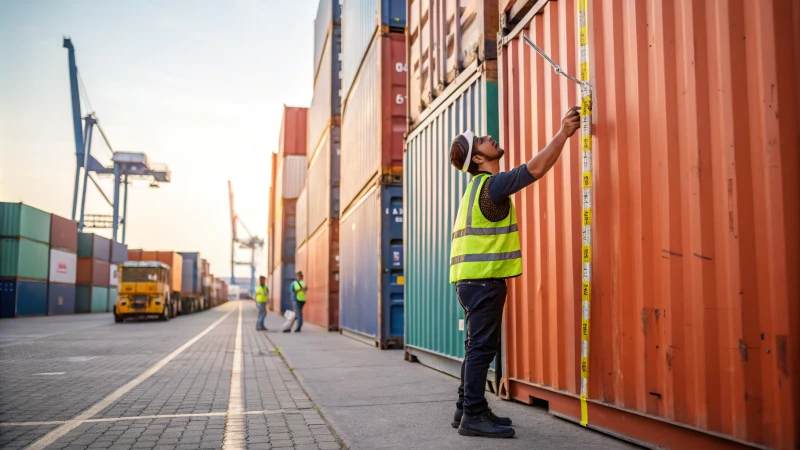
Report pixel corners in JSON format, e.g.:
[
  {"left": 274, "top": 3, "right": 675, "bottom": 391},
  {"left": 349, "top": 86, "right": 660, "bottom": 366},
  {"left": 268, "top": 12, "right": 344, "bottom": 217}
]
[
  {"left": 228, "top": 181, "right": 264, "bottom": 296},
  {"left": 64, "top": 37, "right": 170, "bottom": 243}
]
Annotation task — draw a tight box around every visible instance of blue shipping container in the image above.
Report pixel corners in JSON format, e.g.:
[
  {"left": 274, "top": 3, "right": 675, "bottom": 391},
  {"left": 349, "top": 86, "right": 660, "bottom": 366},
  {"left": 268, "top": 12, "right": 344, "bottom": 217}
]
[
  {"left": 110, "top": 241, "right": 127, "bottom": 264},
  {"left": 274, "top": 262, "right": 296, "bottom": 314},
  {"left": 340, "top": 184, "right": 403, "bottom": 348},
  {"left": 48, "top": 283, "right": 76, "bottom": 315},
  {"left": 178, "top": 252, "right": 202, "bottom": 294},
  {"left": 0, "top": 279, "right": 48, "bottom": 317}
]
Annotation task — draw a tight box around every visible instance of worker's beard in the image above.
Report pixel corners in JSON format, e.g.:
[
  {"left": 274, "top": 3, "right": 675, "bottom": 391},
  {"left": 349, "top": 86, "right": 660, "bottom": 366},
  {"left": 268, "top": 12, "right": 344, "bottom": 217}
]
[{"left": 478, "top": 148, "right": 505, "bottom": 161}]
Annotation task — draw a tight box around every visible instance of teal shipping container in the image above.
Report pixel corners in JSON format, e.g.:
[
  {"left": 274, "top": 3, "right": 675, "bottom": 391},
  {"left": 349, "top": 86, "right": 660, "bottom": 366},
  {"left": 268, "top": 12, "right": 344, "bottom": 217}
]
[
  {"left": 77, "top": 233, "right": 111, "bottom": 261},
  {"left": 107, "top": 287, "right": 117, "bottom": 312},
  {"left": 76, "top": 285, "right": 109, "bottom": 313},
  {"left": 0, "top": 202, "right": 51, "bottom": 244},
  {"left": 0, "top": 238, "right": 49, "bottom": 280},
  {"left": 403, "top": 61, "right": 499, "bottom": 379}
]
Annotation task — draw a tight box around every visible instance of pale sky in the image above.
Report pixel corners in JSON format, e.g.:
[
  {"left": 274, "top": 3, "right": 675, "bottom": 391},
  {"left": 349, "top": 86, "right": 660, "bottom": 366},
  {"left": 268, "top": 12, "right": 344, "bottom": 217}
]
[{"left": 0, "top": 0, "right": 318, "bottom": 279}]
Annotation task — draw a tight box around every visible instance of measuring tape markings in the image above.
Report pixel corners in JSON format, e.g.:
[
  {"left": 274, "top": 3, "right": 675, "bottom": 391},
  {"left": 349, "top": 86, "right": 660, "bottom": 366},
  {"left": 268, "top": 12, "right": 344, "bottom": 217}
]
[{"left": 578, "top": 0, "right": 593, "bottom": 428}]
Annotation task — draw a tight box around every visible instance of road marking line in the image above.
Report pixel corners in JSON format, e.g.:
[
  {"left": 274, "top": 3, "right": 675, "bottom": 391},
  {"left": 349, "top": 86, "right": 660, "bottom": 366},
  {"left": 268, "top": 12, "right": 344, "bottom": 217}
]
[
  {"left": 32, "top": 373, "right": 65, "bottom": 376},
  {"left": 223, "top": 302, "right": 244, "bottom": 449},
  {"left": 2, "top": 409, "right": 285, "bottom": 428},
  {"left": 25, "top": 305, "right": 237, "bottom": 450}
]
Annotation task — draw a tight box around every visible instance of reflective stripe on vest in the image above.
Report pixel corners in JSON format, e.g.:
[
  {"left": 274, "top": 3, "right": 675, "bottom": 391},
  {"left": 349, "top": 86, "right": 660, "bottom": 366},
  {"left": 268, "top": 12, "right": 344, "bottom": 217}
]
[
  {"left": 449, "top": 174, "right": 522, "bottom": 283},
  {"left": 291, "top": 281, "right": 307, "bottom": 301},
  {"left": 255, "top": 286, "right": 268, "bottom": 303}
]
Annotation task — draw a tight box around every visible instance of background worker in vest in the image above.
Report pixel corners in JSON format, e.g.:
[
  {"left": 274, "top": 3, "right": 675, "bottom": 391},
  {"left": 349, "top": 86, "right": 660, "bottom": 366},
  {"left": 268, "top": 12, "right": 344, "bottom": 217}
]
[
  {"left": 284, "top": 271, "right": 307, "bottom": 333},
  {"left": 448, "top": 105, "right": 580, "bottom": 438},
  {"left": 255, "top": 276, "right": 269, "bottom": 331}
]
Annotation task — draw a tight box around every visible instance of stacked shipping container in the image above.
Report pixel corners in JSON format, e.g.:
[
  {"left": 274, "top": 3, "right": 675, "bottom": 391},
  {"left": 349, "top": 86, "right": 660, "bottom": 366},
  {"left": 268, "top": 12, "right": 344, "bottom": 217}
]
[
  {"left": 0, "top": 203, "right": 51, "bottom": 317},
  {"left": 403, "top": 1, "right": 500, "bottom": 377},
  {"left": 494, "top": 1, "right": 800, "bottom": 448},
  {"left": 338, "top": 0, "right": 406, "bottom": 347},
  {"left": 76, "top": 233, "right": 111, "bottom": 313},
  {"left": 302, "top": 0, "right": 342, "bottom": 330},
  {"left": 108, "top": 241, "right": 126, "bottom": 311},
  {"left": 48, "top": 214, "right": 78, "bottom": 315},
  {"left": 268, "top": 106, "right": 307, "bottom": 313}
]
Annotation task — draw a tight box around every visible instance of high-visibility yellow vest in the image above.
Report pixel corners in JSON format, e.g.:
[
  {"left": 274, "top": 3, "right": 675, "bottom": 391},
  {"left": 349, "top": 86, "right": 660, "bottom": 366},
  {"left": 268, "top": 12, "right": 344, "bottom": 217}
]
[
  {"left": 291, "top": 280, "right": 307, "bottom": 302},
  {"left": 450, "top": 174, "right": 522, "bottom": 282},
  {"left": 255, "top": 285, "right": 269, "bottom": 303}
]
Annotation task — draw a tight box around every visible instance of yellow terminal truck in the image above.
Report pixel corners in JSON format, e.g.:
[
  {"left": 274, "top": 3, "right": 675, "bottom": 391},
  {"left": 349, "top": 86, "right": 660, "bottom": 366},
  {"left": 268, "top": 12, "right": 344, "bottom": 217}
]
[{"left": 114, "top": 262, "right": 178, "bottom": 322}]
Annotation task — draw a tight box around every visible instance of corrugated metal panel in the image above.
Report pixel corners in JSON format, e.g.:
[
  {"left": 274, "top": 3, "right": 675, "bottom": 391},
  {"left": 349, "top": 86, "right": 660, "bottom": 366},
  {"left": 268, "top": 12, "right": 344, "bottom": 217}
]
[
  {"left": 307, "top": 126, "right": 341, "bottom": 234},
  {"left": 49, "top": 249, "right": 77, "bottom": 284},
  {"left": 78, "top": 233, "right": 110, "bottom": 261},
  {"left": 127, "top": 249, "right": 142, "bottom": 261},
  {"left": 296, "top": 188, "right": 309, "bottom": 246},
  {"left": 313, "top": 0, "right": 342, "bottom": 80},
  {"left": 0, "top": 238, "right": 49, "bottom": 280},
  {"left": 0, "top": 203, "right": 51, "bottom": 244},
  {"left": 77, "top": 285, "right": 109, "bottom": 313},
  {"left": 107, "top": 287, "right": 117, "bottom": 312},
  {"left": 268, "top": 152, "right": 278, "bottom": 270},
  {"left": 498, "top": 1, "right": 800, "bottom": 448},
  {"left": 50, "top": 214, "right": 78, "bottom": 253},
  {"left": 404, "top": 65, "right": 498, "bottom": 363},
  {"left": 305, "top": 220, "right": 339, "bottom": 330},
  {"left": 272, "top": 198, "right": 298, "bottom": 272},
  {"left": 406, "top": 0, "right": 499, "bottom": 127},
  {"left": 309, "top": 28, "right": 342, "bottom": 155},
  {"left": 273, "top": 199, "right": 285, "bottom": 271},
  {"left": 47, "top": 283, "right": 75, "bottom": 315},
  {"left": 278, "top": 155, "right": 307, "bottom": 200},
  {"left": 340, "top": 184, "right": 404, "bottom": 346},
  {"left": 278, "top": 106, "right": 309, "bottom": 157},
  {"left": 341, "top": 34, "right": 406, "bottom": 212},
  {"left": 271, "top": 262, "right": 296, "bottom": 314},
  {"left": 341, "top": 0, "right": 406, "bottom": 100},
  {"left": 0, "top": 279, "right": 48, "bottom": 317},
  {"left": 295, "top": 243, "right": 307, "bottom": 288}
]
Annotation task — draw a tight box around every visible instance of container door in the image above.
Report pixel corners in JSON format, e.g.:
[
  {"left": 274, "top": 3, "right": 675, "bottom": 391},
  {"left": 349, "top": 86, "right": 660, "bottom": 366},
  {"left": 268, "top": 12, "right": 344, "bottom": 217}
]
[{"left": 381, "top": 186, "right": 404, "bottom": 341}]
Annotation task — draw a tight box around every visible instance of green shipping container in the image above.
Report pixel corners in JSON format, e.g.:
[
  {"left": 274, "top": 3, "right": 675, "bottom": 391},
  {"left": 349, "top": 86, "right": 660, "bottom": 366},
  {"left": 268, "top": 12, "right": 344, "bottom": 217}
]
[
  {"left": 76, "top": 285, "right": 109, "bottom": 313},
  {"left": 0, "top": 203, "right": 51, "bottom": 244},
  {"left": 403, "top": 63, "right": 499, "bottom": 378},
  {"left": 0, "top": 238, "right": 49, "bottom": 280},
  {"left": 108, "top": 287, "right": 117, "bottom": 312}
]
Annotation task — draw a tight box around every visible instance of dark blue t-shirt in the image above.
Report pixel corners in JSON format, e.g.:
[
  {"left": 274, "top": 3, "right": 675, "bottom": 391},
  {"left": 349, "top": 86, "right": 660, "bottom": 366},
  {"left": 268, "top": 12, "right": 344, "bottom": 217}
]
[{"left": 485, "top": 164, "right": 537, "bottom": 204}]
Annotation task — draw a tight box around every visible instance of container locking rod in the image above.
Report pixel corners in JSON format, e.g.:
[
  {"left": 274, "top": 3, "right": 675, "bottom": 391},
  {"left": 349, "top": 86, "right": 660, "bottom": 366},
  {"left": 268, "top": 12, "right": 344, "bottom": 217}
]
[{"left": 522, "top": 34, "right": 582, "bottom": 85}]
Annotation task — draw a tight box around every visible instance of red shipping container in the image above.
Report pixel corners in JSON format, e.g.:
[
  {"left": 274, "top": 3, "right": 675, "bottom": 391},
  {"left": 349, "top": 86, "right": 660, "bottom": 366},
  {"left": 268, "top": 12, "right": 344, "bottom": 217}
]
[
  {"left": 77, "top": 258, "right": 110, "bottom": 286},
  {"left": 155, "top": 251, "right": 183, "bottom": 293},
  {"left": 279, "top": 106, "right": 308, "bottom": 157},
  {"left": 49, "top": 214, "right": 78, "bottom": 253},
  {"left": 141, "top": 251, "right": 157, "bottom": 262},
  {"left": 498, "top": 1, "right": 799, "bottom": 448},
  {"left": 304, "top": 220, "right": 339, "bottom": 330},
  {"left": 340, "top": 33, "right": 406, "bottom": 213}
]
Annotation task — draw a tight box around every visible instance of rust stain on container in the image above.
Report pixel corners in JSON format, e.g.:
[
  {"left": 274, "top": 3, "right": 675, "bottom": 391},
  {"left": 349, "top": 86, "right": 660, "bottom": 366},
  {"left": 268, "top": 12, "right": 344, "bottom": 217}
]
[{"left": 498, "top": 0, "right": 799, "bottom": 448}]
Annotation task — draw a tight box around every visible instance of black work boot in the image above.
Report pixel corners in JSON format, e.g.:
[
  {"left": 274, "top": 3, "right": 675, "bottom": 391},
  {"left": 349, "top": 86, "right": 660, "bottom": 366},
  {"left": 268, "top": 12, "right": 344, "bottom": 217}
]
[
  {"left": 452, "top": 407, "right": 512, "bottom": 428},
  {"left": 458, "top": 410, "right": 515, "bottom": 438}
]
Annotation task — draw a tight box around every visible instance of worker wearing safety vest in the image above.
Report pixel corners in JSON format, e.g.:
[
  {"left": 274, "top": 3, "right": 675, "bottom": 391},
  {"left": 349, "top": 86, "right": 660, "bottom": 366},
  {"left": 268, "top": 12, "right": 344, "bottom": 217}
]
[
  {"left": 448, "top": 106, "right": 580, "bottom": 438},
  {"left": 255, "top": 276, "right": 269, "bottom": 331},
  {"left": 286, "top": 271, "right": 307, "bottom": 333}
]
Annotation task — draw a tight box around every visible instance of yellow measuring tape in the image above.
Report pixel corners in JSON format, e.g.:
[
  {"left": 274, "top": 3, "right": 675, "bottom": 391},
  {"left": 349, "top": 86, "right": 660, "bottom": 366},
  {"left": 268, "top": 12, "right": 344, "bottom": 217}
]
[
  {"left": 578, "top": 0, "right": 592, "bottom": 427},
  {"left": 522, "top": 0, "right": 593, "bottom": 427}
]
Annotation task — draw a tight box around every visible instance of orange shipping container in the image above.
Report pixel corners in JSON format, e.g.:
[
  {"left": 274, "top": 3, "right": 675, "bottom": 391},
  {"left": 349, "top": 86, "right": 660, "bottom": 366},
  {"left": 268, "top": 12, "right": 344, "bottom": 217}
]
[
  {"left": 155, "top": 252, "right": 183, "bottom": 293},
  {"left": 304, "top": 220, "right": 339, "bottom": 330},
  {"left": 127, "top": 249, "right": 142, "bottom": 262},
  {"left": 498, "top": 1, "right": 799, "bottom": 449}
]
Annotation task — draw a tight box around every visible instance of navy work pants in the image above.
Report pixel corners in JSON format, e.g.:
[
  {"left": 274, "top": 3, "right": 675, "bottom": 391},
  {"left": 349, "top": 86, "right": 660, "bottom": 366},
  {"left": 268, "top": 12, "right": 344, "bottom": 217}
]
[
  {"left": 293, "top": 300, "right": 305, "bottom": 331},
  {"left": 256, "top": 302, "right": 267, "bottom": 330},
  {"left": 456, "top": 279, "right": 506, "bottom": 415}
]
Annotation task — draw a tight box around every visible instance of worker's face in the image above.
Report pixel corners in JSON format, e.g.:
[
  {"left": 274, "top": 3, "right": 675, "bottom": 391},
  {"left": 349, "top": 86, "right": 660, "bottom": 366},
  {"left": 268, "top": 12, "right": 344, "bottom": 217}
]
[
  {"left": 297, "top": 274, "right": 304, "bottom": 281},
  {"left": 259, "top": 278, "right": 266, "bottom": 286},
  {"left": 472, "top": 135, "right": 504, "bottom": 163}
]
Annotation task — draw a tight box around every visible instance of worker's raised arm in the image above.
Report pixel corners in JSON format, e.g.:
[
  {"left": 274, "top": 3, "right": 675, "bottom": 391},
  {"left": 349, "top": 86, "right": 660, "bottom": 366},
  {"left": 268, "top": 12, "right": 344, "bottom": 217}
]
[{"left": 526, "top": 106, "right": 580, "bottom": 179}]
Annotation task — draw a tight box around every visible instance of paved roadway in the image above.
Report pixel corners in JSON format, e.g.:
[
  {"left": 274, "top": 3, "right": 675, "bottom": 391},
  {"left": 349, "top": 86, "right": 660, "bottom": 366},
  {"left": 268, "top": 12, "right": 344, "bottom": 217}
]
[{"left": 0, "top": 301, "right": 636, "bottom": 449}]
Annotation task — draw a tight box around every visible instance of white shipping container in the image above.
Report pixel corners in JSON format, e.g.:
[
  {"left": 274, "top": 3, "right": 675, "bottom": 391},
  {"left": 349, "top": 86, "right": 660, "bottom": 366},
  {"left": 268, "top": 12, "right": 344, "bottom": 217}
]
[
  {"left": 109, "top": 264, "right": 119, "bottom": 286},
  {"left": 275, "top": 155, "right": 307, "bottom": 200},
  {"left": 49, "top": 249, "right": 77, "bottom": 284}
]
